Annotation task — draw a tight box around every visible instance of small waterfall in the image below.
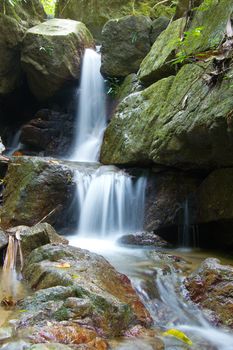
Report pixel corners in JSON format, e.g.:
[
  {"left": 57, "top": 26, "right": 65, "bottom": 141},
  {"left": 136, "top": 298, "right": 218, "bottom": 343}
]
[
  {"left": 5, "top": 129, "right": 23, "bottom": 156},
  {"left": 70, "top": 48, "right": 106, "bottom": 162},
  {"left": 75, "top": 167, "right": 147, "bottom": 238}
]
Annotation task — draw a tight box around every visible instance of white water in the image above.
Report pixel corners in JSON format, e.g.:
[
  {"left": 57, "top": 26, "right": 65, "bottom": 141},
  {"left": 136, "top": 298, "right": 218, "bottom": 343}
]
[
  {"left": 5, "top": 130, "right": 23, "bottom": 156},
  {"left": 70, "top": 48, "right": 106, "bottom": 162},
  {"left": 75, "top": 166, "right": 147, "bottom": 237}
]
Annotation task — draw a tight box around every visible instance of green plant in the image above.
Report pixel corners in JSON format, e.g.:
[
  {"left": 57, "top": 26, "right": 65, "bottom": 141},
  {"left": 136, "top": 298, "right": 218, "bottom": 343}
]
[
  {"left": 40, "top": 0, "right": 56, "bottom": 16},
  {"left": 105, "top": 77, "right": 122, "bottom": 98}
]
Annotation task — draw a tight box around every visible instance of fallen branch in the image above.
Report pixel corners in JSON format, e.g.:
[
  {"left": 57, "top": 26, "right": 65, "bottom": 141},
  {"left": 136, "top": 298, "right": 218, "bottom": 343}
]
[{"left": 36, "top": 205, "right": 61, "bottom": 225}]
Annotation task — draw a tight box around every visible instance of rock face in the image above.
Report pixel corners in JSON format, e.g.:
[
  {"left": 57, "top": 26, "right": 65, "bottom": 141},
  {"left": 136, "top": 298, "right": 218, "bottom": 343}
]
[
  {"left": 101, "top": 15, "right": 152, "bottom": 77},
  {"left": 55, "top": 0, "right": 173, "bottom": 41},
  {"left": 116, "top": 73, "right": 142, "bottom": 102},
  {"left": 196, "top": 168, "right": 233, "bottom": 249},
  {"left": 20, "top": 109, "right": 74, "bottom": 157},
  {"left": 139, "top": 18, "right": 185, "bottom": 85},
  {"left": 101, "top": 61, "right": 233, "bottom": 170},
  {"left": 0, "top": 229, "right": 8, "bottom": 251},
  {"left": 20, "top": 244, "right": 152, "bottom": 338},
  {"left": 0, "top": 0, "right": 45, "bottom": 95},
  {"left": 0, "top": 157, "right": 75, "bottom": 228},
  {"left": 118, "top": 232, "right": 168, "bottom": 247},
  {"left": 21, "top": 19, "right": 93, "bottom": 100},
  {"left": 185, "top": 258, "right": 233, "bottom": 328},
  {"left": 144, "top": 171, "right": 201, "bottom": 233}
]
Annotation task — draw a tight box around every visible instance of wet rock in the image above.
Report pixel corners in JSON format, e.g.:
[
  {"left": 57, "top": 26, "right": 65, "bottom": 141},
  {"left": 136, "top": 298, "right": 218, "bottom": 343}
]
[
  {"left": 7, "top": 223, "right": 68, "bottom": 259},
  {"left": 0, "top": 156, "right": 75, "bottom": 229},
  {"left": 0, "top": 230, "right": 8, "bottom": 250},
  {"left": 150, "top": 17, "right": 170, "bottom": 44},
  {"left": 0, "top": 0, "right": 45, "bottom": 95},
  {"left": 101, "top": 61, "right": 233, "bottom": 170},
  {"left": 101, "top": 15, "right": 152, "bottom": 78},
  {"left": 20, "top": 244, "right": 152, "bottom": 337},
  {"left": 21, "top": 19, "right": 93, "bottom": 100},
  {"left": 0, "top": 327, "right": 13, "bottom": 341},
  {"left": 197, "top": 168, "right": 233, "bottom": 249},
  {"left": 185, "top": 258, "right": 233, "bottom": 328},
  {"left": 20, "top": 109, "right": 74, "bottom": 157},
  {"left": 138, "top": 18, "right": 185, "bottom": 85},
  {"left": 116, "top": 74, "right": 142, "bottom": 102},
  {"left": 29, "top": 344, "right": 73, "bottom": 350},
  {"left": 118, "top": 232, "right": 168, "bottom": 248}
]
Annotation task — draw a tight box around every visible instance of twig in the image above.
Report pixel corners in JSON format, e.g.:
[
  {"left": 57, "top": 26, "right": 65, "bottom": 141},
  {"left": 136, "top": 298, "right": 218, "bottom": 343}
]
[
  {"left": 153, "top": 0, "right": 171, "bottom": 9},
  {"left": 36, "top": 206, "right": 60, "bottom": 225}
]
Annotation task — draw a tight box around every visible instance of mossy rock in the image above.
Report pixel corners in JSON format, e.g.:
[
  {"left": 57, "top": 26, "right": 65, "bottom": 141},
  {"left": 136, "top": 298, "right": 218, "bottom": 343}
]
[
  {"left": 21, "top": 19, "right": 94, "bottom": 100},
  {"left": 55, "top": 0, "right": 174, "bottom": 41},
  {"left": 101, "top": 60, "right": 233, "bottom": 170},
  {"left": 101, "top": 15, "right": 152, "bottom": 77}
]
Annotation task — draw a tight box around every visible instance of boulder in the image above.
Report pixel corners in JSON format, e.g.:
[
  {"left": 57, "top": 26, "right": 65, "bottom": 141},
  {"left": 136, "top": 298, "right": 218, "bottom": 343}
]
[
  {"left": 0, "top": 0, "right": 45, "bottom": 95},
  {"left": 21, "top": 19, "right": 94, "bottom": 100},
  {"left": 101, "top": 15, "right": 152, "bottom": 77},
  {"left": 20, "top": 109, "right": 74, "bottom": 157},
  {"left": 0, "top": 156, "right": 75, "bottom": 228},
  {"left": 185, "top": 258, "right": 233, "bottom": 328},
  {"left": 101, "top": 61, "right": 233, "bottom": 170},
  {"left": 139, "top": 18, "right": 185, "bottom": 85},
  {"left": 0, "top": 229, "right": 8, "bottom": 250},
  {"left": 55, "top": 0, "right": 174, "bottom": 41},
  {"left": 150, "top": 16, "right": 170, "bottom": 44},
  {"left": 19, "top": 244, "right": 152, "bottom": 338},
  {"left": 118, "top": 232, "right": 168, "bottom": 248}
]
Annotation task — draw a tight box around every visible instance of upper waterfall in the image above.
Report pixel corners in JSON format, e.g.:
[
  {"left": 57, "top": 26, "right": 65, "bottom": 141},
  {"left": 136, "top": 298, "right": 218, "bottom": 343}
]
[{"left": 70, "top": 48, "right": 106, "bottom": 162}]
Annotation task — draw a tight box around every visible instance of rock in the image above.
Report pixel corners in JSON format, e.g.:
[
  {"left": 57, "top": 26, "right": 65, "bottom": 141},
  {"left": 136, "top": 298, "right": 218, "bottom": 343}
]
[
  {"left": 101, "top": 15, "right": 152, "bottom": 77},
  {"left": 184, "top": 0, "right": 233, "bottom": 56},
  {"left": 6, "top": 223, "right": 68, "bottom": 259},
  {"left": 101, "top": 76, "right": 174, "bottom": 165},
  {"left": 19, "top": 244, "right": 152, "bottom": 337},
  {"left": 101, "top": 61, "right": 233, "bottom": 170},
  {"left": 196, "top": 168, "right": 233, "bottom": 249},
  {"left": 0, "top": 229, "right": 8, "bottom": 250},
  {"left": 116, "top": 74, "right": 142, "bottom": 102},
  {"left": 21, "top": 19, "right": 94, "bottom": 100},
  {"left": 118, "top": 232, "right": 168, "bottom": 247},
  {"left": 150, "top": 16, "right": 170, "bottom": 44},
  {"left": 55, "top": 0, "right": 174, "bottom": 41},
  {"left": 29, "top": 344, "right": 74, "bottom": 350},
  {"left": 0, "top": 0, "right": 45, "bottom": 95},
  {"left": 0, "top": 156, "right": 75, "bottom": 228},
  {"left": 144, "top": 171, "right": 201, "bottom": 233},
  {"left": 138, "top": 18, "right": 185, "bottom": 85},
  {"left": 185, "top": 258, "right": 233, "bottom": 328},
  {"left": 20, "top": 109, "right": 74, "bottom": 157}
]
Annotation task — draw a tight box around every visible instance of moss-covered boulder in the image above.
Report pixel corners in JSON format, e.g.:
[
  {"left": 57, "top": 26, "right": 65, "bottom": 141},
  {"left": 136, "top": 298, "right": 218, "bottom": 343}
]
[
  {"left": 116, "top": 73, "right": 142, "bottom": 102},
  {"left": 0, "top": 156, "right": 75, "bottom": 228},
  {"left": 185, "top": 258, "right": 233, "bottom": 328},
  {"left": 55, "top": 0, "right": 174, "bottom": 41},
  {"left": 101, "top": 15, "right": 152, "bottom": 77},
  {"left": 21, "top": 19, "right": 93, "bottom": 100},
  {"left": 138, "top": 18, "right": 185, "bottom": 85},
  {"left": 19, "top": 244, "right": 152, "bottom": 338},
  {"left": 101, "top": 61, "right": 233, "bottom": 170},
  {"left": 0, "top": 0, "right": 45, "bottom": 95}
]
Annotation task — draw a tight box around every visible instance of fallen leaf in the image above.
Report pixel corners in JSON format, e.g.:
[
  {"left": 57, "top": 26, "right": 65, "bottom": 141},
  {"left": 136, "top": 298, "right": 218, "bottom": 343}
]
[
  {"left": 162, "top": 328, "right": 193, "bottom": 345},
  {"left": 55, "top": 262, "right": 71, "bottom": 269}
]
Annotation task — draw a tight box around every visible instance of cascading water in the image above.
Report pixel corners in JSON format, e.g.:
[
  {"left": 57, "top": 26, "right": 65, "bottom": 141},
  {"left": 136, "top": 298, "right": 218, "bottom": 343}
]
[
  {"left": 75, "top": 166, "right": 147, "bottom": 237},
  {"left": 5, "top": 129, "right": 23, "bottom": 156},
  {"left": 70, "top": 48, "right": 106, "bottom": 162}
]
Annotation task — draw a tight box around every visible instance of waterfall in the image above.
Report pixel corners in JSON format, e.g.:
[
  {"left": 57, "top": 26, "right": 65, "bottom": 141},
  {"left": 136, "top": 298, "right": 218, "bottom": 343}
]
[
  {"left": 70, "top": 48, "right": 106, "bottom": 162},
  {"left": 5, "top": 129, "right": 23, "bottom": 156},
  {"left": 75, "top": 166, "right": 147, "bottom": 238}
]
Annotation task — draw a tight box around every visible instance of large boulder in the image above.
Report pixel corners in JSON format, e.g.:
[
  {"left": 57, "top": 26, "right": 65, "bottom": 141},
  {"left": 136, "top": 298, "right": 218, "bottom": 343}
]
[
  {"left": 101, "top": 15, "right": 152, "bottom": 77},
  {"left": 55, "top": 0, "right": 174, "bottom": 41},
  {"left": 19, "top": 244, "right": 152, "bottom": 338},
  {"left": 101, "top": 61, "right": 233, "bottom": 170},
  {"left": 185, "top": 258, "right": 233, "bottom": 328},
  {"left": 21, "top": 19, "right": 94, "bottom": 100},
  {"left": 138, "top": 18, "right": 185, "bottom": 85},
  {"left": 150, "top": 16, "right": 170, "bottom": 44},
  {"left": 0, "top": 156, "right": 75, "bottom": 228},
  {"left": 0, "top": 0, "right": 45, "bottom": 95}
]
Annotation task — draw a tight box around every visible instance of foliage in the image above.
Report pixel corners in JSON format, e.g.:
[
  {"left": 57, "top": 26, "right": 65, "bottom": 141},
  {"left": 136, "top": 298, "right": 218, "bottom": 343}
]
[
  {"left": 40, "top": 0, "right": 56, "bottom": 16},
  {"left": 105, "top": 77, "right": 123, "bottom": 97}
]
